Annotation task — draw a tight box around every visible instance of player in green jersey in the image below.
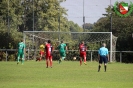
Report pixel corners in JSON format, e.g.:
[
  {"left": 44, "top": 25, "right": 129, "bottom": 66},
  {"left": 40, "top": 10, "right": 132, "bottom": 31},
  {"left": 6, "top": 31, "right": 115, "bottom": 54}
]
[
  {"left": 57, "top": 41, "right": 67, "bottom": 64},
  {"left": 17, "top": 40, "right": 25, "bottom": 65}
]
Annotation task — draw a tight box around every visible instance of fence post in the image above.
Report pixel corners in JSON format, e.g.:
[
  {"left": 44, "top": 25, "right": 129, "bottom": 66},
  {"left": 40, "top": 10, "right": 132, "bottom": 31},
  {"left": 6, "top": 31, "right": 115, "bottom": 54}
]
[
  {"left": 6, "top": 50, "right": 8, "bottom": 61},
  {"left": 120, "top": 51, "right": 122, "bottom": 63},
  {"left": 91, "top": 50, "right": 92, "bottom": 62},
  {"left": 28, "top": 48, "right": 29, "bottom": 60}
]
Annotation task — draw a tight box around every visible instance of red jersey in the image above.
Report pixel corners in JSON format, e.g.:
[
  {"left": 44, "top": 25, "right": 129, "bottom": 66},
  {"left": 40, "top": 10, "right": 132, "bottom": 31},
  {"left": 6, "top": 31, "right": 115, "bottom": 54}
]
[
  {"left": 79, "top": 44, "right": 87, "bottom": 53},
  {"left": 79, "top": 44, "right": 87, "bottom": 57},
  {"left": 45, "top": 43, "right": 53, "bottom": 56}
]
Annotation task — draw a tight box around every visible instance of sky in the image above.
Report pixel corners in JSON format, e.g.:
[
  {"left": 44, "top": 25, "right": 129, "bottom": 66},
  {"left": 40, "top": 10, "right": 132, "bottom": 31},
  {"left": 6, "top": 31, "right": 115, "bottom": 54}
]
[{"left": 61, "top": 0, "right": 132, "bottom": 26}]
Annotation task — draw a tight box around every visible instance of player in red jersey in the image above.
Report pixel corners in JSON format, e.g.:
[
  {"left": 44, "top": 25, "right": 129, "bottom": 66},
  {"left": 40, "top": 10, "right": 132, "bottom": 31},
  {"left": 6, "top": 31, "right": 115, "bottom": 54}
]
[
  {"left": 45, "top": 40, "right": 53, "bottom": 68},
  {"left": 79, "top": 41, "right": 87, "bottom": 66}
]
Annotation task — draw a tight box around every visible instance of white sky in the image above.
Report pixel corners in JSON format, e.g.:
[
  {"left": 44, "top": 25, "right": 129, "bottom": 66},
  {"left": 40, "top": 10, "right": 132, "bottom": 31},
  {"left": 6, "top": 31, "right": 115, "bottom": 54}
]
[{"left": 61, "top": 0, "right": 132, "bottom": 26}]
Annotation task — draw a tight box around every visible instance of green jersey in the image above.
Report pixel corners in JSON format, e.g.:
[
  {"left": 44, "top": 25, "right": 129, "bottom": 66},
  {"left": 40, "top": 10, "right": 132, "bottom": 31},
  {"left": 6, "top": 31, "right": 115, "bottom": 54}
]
[
  {"left": 18, "top": 42, "right": 25, "bottom": 53},
  {"left": 58, "top": 43, "right": 66, "bottom": 52}
]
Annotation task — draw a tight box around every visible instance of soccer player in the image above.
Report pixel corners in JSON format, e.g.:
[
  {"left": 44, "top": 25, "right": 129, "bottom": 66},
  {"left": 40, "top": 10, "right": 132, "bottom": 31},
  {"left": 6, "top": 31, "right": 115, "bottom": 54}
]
[
  {"left": 98, "top": 43, "right": 109, "bottom": 72},
  {"left": 17, "top": 40, "right": 25, "bottom": 65},
  {"left": 36, "top": 43, "right": 45, "bottom": 61},
  {"left": 58, "top": 41, "right": 67, "bottom": 64},
  {"left": 79, "top": 41, "right": 87, "bottom": 66},
  {"left": 45, "top": 40, "right": 53, "bottom": 68}
]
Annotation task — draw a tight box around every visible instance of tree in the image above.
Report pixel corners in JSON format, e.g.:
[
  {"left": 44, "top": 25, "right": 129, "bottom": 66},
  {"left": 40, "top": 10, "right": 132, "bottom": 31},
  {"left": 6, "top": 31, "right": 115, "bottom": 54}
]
[
  {"left": 19, "top": 0, "right": 68, "bottom": 31},
  {"left": 68, "top": 21, "right": 83, "bottom": 32},
  {"left": 82, "top": 23, "right": 94, "bottom": 30},
  {"left": 0, "top": 0, "right": 24, "bottom": 49}
]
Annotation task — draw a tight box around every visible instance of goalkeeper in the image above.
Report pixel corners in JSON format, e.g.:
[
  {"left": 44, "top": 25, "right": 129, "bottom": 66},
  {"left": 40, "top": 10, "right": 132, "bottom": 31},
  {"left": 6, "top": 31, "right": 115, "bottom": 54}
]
[{"left": 36, "top": 42, "right": 46, "bottom": 61}]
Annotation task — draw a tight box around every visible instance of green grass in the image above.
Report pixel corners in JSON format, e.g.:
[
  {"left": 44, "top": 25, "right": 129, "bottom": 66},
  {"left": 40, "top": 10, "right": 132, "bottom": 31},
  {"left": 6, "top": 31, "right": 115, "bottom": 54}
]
[{"left": 0, "top": 61, "right": 133, "bottom": 88}]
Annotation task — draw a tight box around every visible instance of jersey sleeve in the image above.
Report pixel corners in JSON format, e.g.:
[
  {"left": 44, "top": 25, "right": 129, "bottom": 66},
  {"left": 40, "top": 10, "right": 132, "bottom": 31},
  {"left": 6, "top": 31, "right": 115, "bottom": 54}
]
[
  {"left": 64, "top": 44, "right": 67, "bottom": 50},
  {"left": 65, "top": 44, "right": 67, "bottom": 47},
  {"left": 24, "top": 43, "right": 26, "bottom": 48},
  {"left": 106, "top": 48, "right": 108, "bottom": 55}
]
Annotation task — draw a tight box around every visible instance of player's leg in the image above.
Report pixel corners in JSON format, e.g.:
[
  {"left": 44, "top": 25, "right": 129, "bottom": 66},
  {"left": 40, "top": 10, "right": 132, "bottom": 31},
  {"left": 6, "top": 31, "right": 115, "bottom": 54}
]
[
  {"left": 46, "top": 55, "right": 49, "bottom": 68},
  {"left": 17, "top": 53, "right": 20, "bottom": 64},
  {"left": 83, "top": 53, "right": 87, "bottom": 65},
  {"left": 59, "top": 57, "right": 61, "bottom": 64},
  {"left": 104, "top": 63, "right": 107, "bottom": 72},
  {"left": 98, "top": 56, "right": 103, "bottom": 72},
  {"left": 80, "top": 57, "right": 82, "bottom": 66},
  {"left": 21, "top": 53, "right": 25, "bottom": 65},
  {"left": 39, "top": 51, "right": 43, "bottom": 61},
  {"left": 59, "top": 52, "right": 63, "bottom": 64},
  {"left": 40, "top": 54, "right": 42, "bottom": 61},
  {"left": 80, "top": 53, "right": 83, "bottom": 66},
  {"left": 62, "top": 52, "right": 66, "bottom": 60},
  {"left": 98, "top": 63, "right": 102, "bottom": 72},
  {"left": 104, "top": 56, "right": 108, "bottom": 72},
  {"left": 49, "top": 56, "right": 52, "bottom": 68}
]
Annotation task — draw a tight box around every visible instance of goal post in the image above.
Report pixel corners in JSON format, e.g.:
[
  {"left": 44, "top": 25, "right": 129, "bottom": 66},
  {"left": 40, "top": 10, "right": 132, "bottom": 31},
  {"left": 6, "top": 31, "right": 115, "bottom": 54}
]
[{"left": 23, "top": 31, "right": 112, "bottom": 62}]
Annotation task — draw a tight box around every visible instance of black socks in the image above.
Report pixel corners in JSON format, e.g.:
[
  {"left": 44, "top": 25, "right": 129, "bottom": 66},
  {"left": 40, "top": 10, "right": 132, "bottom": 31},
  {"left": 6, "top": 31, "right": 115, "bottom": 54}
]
[
  {"left": 98, "top": 65, "right": 107, "bottom": 72},
  {"left": 98, "top": 65, "right": 101, "bottom": 72},
  {"left": 104, "top": 65, "right": 107, "bottom": 72}
]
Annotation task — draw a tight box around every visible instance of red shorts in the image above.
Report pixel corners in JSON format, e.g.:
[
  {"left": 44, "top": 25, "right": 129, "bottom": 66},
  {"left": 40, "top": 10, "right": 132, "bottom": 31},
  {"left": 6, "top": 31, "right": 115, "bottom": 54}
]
[
  {"left": 80, "top": 52, "right": 86, "bottom": 58},
  {"left": 40, "top": 51, "right": 44, "bottom": 56},
  {"left": 46, "top": 55, "right": 52, "bottom": 60}
]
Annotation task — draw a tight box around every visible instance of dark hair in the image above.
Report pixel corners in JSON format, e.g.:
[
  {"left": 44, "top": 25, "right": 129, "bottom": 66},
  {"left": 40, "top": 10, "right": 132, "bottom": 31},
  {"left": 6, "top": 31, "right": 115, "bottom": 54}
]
[
  {"left": 48, "top": 40, "right": 51, "bottom": 43},
  {"left": 21, "top": 39, "right": 23, "bottom": 42},
  {"left": 61, "top": 41, "right": 63, "bottom": 43}
]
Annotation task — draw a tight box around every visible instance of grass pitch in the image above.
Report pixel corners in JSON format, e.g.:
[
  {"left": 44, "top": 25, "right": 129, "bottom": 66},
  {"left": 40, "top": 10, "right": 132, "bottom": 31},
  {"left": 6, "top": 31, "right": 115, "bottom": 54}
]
[{"left": 0, "top": 61, "right": 133, "bottom": 88}]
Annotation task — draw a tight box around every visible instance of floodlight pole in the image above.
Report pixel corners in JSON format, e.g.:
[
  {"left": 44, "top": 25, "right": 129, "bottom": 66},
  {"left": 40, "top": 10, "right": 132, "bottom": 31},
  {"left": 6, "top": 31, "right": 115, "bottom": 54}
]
[
  {"left": 83, "top": 0, "right": 85, "bottom": 31},
  {"left": 110, "top": 0, "right": 112, "bottom": 32}
]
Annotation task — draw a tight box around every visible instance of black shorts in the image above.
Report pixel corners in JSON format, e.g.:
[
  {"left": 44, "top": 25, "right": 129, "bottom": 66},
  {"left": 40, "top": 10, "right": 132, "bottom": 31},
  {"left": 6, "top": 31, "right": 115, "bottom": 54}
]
[{"left": 99, "top": 55, "right": 108, "bottom": 64}]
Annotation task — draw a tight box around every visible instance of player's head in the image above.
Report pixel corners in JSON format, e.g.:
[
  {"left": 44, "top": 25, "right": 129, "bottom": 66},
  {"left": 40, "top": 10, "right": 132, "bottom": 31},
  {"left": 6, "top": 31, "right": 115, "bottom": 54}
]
[
  {"left": 81, "top": 41, "right": 84, "bottom": 44},
  {"left": 61, "top": 41, "right": 63, "bottom": 43},
  {"left": 48, "top": 40, "right": 51, "bottom": 43},
  {"left": 21, "top": 39, "right": 23, "bottom": 42},
  {"left": 102, "top": 43, "right": 106, "bottom": 47}
]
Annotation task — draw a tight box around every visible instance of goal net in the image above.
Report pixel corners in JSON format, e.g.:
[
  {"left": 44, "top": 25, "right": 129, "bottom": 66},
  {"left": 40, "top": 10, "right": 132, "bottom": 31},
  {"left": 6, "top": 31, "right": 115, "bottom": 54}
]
[{"left": 23, "top": 31, "right": 112, "bottom": 62}]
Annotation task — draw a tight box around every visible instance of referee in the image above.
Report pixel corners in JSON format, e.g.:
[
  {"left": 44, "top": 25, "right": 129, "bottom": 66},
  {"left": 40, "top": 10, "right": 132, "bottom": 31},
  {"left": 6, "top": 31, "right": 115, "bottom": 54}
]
[{"left": 98, "top": 43, "right": 109, "bottom": 72}]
